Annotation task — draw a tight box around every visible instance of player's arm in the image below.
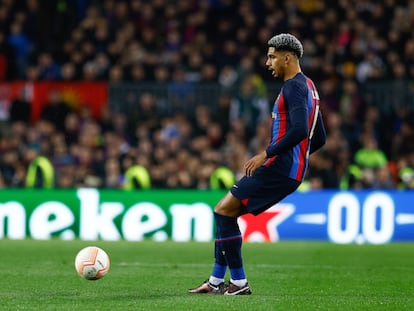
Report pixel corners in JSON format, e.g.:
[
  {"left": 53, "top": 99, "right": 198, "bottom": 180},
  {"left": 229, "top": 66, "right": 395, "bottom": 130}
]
[
  {"left": 309, "top": 110, "right": 326, "bottom": 154},
  {"left": 244, "top": 150, "right": 267, "bottom": 176},
  {"left": 244, "top": 109, "right": 307, "bottom": 176},
  {"left": 265, "top": 81, "right": 308, "bottom": 158},
  {"left": 244, "top": 81, "right": 308, "bottom": 177}
]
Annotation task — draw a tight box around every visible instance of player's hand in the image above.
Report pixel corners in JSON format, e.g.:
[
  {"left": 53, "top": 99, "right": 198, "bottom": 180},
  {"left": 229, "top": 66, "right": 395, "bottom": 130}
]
[{"left": 244, "top": 151, "right": 267, "bottom": 177}]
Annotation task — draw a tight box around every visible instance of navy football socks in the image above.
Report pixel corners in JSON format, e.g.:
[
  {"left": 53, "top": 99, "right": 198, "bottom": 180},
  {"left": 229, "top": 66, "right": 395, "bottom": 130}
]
[{"left": 212, "top": 212, "right": 246, "bottom": 283}]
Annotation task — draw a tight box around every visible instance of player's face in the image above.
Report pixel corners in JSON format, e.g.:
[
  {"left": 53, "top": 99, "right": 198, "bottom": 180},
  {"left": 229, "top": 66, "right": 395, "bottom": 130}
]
[{"left": 266, "top": 47, "right": 286, "bottom": 79}]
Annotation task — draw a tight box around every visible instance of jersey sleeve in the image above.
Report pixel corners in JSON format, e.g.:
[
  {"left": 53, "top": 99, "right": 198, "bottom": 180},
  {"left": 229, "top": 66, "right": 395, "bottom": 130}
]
[{"left": 309, "top": 110, "right": 326, "bottom": 154}]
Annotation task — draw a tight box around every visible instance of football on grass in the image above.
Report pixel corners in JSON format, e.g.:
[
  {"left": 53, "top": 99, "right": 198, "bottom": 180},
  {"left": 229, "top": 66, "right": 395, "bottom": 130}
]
[{"left": 75, "top": 246, "right": 110, "bottom": 280}]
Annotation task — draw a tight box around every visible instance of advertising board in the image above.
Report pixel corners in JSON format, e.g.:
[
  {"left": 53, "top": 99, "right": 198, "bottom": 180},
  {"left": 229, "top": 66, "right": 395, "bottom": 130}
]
[{"left": 1, "top": 189, "right": 413, "bottom": 244}]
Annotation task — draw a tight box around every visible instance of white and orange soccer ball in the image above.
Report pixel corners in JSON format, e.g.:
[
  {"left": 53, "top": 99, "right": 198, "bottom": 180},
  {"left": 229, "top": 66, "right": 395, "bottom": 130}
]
[{"left": 75, "top": 246, "right": 110, "bottom": 280}]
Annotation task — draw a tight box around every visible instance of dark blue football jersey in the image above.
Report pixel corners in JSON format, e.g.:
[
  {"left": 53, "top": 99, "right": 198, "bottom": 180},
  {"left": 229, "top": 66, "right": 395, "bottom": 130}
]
[{"left": 264, "top": 72, "right": 321, "bottom": 182}]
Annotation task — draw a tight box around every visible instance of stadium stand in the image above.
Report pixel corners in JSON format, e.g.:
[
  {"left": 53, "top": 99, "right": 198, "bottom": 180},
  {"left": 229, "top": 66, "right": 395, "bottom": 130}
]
[{"left": 0, "top": 0, "right": 413, "bottom": 189}]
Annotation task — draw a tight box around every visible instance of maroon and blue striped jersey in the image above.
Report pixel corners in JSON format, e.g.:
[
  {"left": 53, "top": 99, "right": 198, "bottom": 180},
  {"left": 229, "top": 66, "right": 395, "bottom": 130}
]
[{"left": 264, "top": 72, "right": 326, "bottom": 181}]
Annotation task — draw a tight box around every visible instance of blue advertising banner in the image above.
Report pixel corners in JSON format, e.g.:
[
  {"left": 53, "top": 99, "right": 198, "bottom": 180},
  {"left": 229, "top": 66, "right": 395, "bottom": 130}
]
[{"left": 240, "top": 190, "right": 414, "bottom": 244}]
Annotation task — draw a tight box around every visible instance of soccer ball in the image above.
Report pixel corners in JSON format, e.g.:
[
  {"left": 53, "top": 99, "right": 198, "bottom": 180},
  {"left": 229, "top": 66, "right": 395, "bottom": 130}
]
[{"left": 75, "top": 246, "right": 110, "bottom": 280}]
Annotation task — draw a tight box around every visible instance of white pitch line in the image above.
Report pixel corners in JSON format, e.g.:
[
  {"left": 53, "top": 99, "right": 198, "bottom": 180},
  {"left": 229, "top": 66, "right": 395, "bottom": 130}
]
[{"left": 117, "top": 262, "right": 414, "bottom": 271}]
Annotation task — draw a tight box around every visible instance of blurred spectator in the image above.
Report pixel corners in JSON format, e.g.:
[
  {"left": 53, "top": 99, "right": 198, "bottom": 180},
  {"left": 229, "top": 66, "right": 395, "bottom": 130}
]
[
  {"left": 37, "top": 52, "right": 60, "bottom": 80},
  {"left": 200, "top": 63, "right": 217, "bottom": 82},
  {"left": 63, "top": 112, "right": 80, "bottom": 145},
  {"left": 184, "top": 52, "right": 203, "bottom": 82},
  {"left": 372, "top": 165, "right": 396, "bottom": 189},
  {"left": 218, "top": 65, "right": 239, "bottom": 93},
  {"left": 391, "top": 112, "right": 414, "bottom": 159},
  {"left": 353, "top": 132, "right": 389, "bottom": 188},
  {"left": 167, "top": 67, "right": 195, "bottom": 115},
  {"left": 7, "top": 21, "right": 32, "bottom": 79},
  {"left": 60, "top": 62, "right": 77, "bottom": 81},
  {"left": 0, "top": 31, "right": 14, "bottom": 80},
  {"left": 354, "top": 133, "right": 388, "bottom": 169},
  {"left": 248, "top": 121, "right": 270, "bottom": 155},
  {"left": 104, "top": 157, "right": 123, "bottom": 188},
  {"left": 9, "top": 88, "right": 31, "bottom": 123},
  {"left": 338, "top": 79, "right": 363, "bottom": 153},
  {"left": 398, "top": 166, "right": 414, "bottom": 189},
  {"left": 94, "top": 53, "right": 110, "bottom": 80},
  {"left": 82, "top": 61, "right": 98, "bottom": 81},
  {"left": 214, "top": 94, "right": 232, "bottom": 134},
  {"left": 0, "top": 85, "right": 10, "bottom": 123},
  {"left": 40, "top": 90, "right": 71, "bottom": 131},
  {"left": 229, "top": 75, "right": 269, "bottom": 137},
  {"left": 154, "top": 65, "right": 170, "bottom": 83},
  {"left": 192, "top": 104, "right": 211, "bottom": 137},
  {"left": 128, "top": 64, "right": 146, "bottom": 82},
  {"left": 129, "top": 92, "right": 160, "bottom": 135},
  {"left": 108, "top": 65, "right": 124, "bottom": 82}
]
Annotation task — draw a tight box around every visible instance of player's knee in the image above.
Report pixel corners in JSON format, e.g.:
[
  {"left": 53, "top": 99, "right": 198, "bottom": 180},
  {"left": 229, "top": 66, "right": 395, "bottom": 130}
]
[
  {"left": 214, "top": 203, "right": 228, "bottom": 215},
  {"left": 214, "top": 207, "right": 237, "bottom": 217},
  {"left": 214, "top": 194, "right": 241, "bottom": 217}
]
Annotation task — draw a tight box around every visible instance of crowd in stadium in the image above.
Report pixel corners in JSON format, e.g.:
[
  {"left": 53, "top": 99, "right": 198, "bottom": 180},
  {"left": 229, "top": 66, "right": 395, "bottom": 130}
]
[{"left": 1, "top": 0, "right": 414, "bottom": 190}]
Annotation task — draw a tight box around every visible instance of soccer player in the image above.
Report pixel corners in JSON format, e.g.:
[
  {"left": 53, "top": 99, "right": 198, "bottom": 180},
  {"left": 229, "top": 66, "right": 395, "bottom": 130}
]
[{"left": 189, "top": 33, "right": 326, "bottom": 295}]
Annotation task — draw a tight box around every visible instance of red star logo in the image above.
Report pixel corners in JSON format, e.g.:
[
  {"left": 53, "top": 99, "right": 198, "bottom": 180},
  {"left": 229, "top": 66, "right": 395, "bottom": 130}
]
[{"left": 238, "top": 203, "right": 295, "bottom": 242}]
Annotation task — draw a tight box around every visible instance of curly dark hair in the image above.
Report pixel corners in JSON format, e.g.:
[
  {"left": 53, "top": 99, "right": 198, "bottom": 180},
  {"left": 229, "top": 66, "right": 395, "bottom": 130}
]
[{"left": 267, "top": 33, "right": 303, "bottom": 58}]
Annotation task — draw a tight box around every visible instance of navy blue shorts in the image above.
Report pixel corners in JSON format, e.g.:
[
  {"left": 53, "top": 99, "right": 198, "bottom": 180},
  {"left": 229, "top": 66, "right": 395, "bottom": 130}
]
[{"left": 230, "top": 167, "right": 300, "bottom": 216}]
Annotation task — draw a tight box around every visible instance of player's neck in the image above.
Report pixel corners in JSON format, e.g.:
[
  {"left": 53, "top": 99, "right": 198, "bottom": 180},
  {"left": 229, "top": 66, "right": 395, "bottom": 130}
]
[{"left": 283, "top": 65, "right": 302, "bottom": 81}]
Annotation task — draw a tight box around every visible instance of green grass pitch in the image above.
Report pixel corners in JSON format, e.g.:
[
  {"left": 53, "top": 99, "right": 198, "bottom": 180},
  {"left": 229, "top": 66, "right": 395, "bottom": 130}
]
[{"left": 0, "top": 240, "right": 413, "bottom": 310}]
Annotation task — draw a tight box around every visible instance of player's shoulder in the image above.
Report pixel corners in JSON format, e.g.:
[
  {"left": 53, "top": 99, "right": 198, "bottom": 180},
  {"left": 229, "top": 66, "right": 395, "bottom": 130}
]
[
  {"left": 283, "top": 73, "right": 308, "bottom": 93},
  {"left": 290, "top": 72, "right": 308, "bottom": 84}
]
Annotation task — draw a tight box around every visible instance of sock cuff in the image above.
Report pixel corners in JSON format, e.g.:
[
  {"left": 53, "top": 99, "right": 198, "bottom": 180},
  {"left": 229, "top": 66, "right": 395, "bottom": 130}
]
[
  {"left": 215, "top": 235, "right": 242, "bottom": 242},
  {"left": 230, "top": 267, "right": 246, "bottom": 280},
  {"left": 211, "top": 263, "right": 227, "bottom": 280},
  {"left": 214, "top": 212, "right": 240, "bottom": 238}
]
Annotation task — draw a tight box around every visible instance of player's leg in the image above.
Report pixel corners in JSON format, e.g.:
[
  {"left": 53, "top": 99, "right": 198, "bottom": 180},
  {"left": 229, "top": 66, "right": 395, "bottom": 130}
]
[
  {"left": 188, "top": 192, "right": 250, "bottom": 294},
  {"left": 216, "top": 171, "right": 299, "bottom": 295},
  {"left": 208, "top": 195, "right": 232, "bottom": 287},
  {"left": 214, "top": 192, "right": 251, "bottom": 295}
]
